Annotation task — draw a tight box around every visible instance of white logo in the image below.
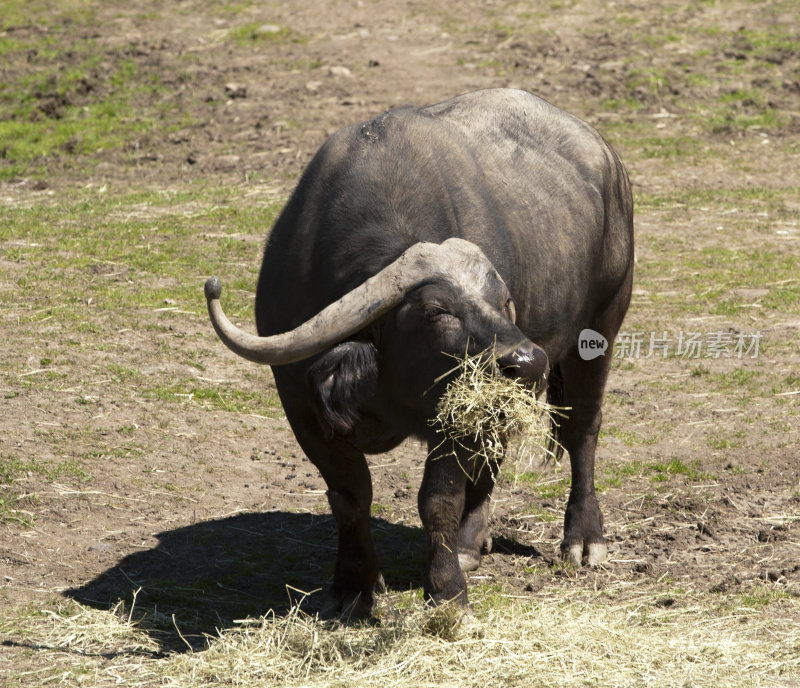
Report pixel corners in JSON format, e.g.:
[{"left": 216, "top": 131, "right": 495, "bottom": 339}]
[{"left": 578, "top": 328, "right": 608, "bottom": 361}]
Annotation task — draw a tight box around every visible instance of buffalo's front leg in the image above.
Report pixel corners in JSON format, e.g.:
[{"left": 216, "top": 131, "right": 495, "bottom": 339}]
[
  {"left": 457, "top": 471, "right": 495, "bottom": 572},
  {"left": 418, "top": 443, "right": 471, "bottom": 605},
  {"left": 555, "top": 262, "right": 632, "bottom": 566},
  {"left": 272, "top": 369, "right": 383, "bottom": 617},
  {"left": 560, "top": 404, "right": 607, "bottom": 566},
  {"left": 308, "top": 443, "right": 385, "bottom": 616},
  {"left": 324, "top": 464, "right": 386, "bottom": 613},
  {"left": 557, "top": 346, "right": 614, "bottom": 567}
]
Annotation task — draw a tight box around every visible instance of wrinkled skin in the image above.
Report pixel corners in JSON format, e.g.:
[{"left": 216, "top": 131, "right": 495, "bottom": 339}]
[{"left": 251, "top": 89, "right": 633, "bottom": 615}]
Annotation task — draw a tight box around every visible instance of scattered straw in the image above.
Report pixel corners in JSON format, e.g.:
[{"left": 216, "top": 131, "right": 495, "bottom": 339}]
[
  {"left": 3, "top": 583, "right": 798, "bottom": 687},
  {"left": 430, "top": 348, "right": 566, "bottom": 479}
]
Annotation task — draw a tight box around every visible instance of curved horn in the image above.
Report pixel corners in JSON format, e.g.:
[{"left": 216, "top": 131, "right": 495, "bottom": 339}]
[{"left": 205, "top": 238, "right": 483, "bottom": 366}]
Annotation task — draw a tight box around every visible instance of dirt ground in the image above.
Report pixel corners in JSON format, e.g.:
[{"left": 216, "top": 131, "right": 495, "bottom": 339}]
[{"left": 2, "top": 0, "right": 799, "bottom": 656}]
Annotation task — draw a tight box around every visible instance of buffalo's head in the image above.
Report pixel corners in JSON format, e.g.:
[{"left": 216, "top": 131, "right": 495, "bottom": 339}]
[{"left": 205, "top": 239, "right": 548, "bottom": 439}]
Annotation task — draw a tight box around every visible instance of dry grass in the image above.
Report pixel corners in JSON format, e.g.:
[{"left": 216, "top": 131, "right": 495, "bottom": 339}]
[
  {"left": 1, "top": 595, "right": 162, "bottom": 687},
  {"left": 431, "top": 349, "right": 566, "bottom": 479},
  {"left": 3, "top": 585, "right": 797, "bottom": 688}
]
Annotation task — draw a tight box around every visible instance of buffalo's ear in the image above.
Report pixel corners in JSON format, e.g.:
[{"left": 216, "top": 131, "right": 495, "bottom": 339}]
[{"left": 306, "top": 341, "right": 379, "bottom": 438}]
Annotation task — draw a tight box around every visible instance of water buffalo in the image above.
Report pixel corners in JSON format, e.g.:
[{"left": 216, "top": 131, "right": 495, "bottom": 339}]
[{"left": 205, "top": 88, "right": 633, "bottom": 616}]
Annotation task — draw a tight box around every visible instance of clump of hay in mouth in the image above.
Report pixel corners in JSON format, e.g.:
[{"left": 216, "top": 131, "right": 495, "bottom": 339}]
[{"left": 431, "top": 348, "right": 566, "bottom": 479}]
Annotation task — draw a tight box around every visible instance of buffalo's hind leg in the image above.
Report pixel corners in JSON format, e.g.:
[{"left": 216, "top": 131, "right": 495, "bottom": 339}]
[{"left": 272, "top": 368, "right": 383, "bottom": 618}]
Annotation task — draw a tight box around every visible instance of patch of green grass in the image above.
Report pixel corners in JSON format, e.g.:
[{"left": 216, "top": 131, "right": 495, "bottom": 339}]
[
  {"left": 632, "top": 222, "right": 800, "bottom": 318},
  {"left": 226, "top": 22, "right": 305, "bottom": 46},
  {"left": 0, "top": 9, "right": 198, "bottom": 181},
  {"left": 637, "top": 186, "right": 797, "bottom": 212},
  {"left": 2, "top": 186, "right": 287, "bottom": 505},
  {"left": 595, "top": 15, "right": 799, "bottom": 135},
  {"left": 513, "top": 472, "right": 570, "bottom": 499},
  {"left": 625, "top": 65, "right": 674, "bottom": 97},
  {"left": 601, "top": 424, "right": 658, "bottom": 447},
  {"left": 488, "top": 20, "right": 514, "bottom": 40},
  {"left": 1, "top": 454, "right": 91, "bottom": 484},
  {"left": 779, "top": 372, "right": 800, "bottom": 390},
  {"left": 1, "top": 455, "right": 28, "bottom": 484},
  {"left": 700, "top": 100, "right": 792, "bottom": 135},
  {"left": 641, "top": 33, "right": 682, "bottom": 49},
  {"left": 712, "top": 582, "right": 796, "bottom": 614},
  {"left": 107, "top": 364, "right": 142, "bottom": 383},
  {"left": 636, "top": 136, "right": 708, "bottom": 160},
  {"left": 649, "top": 459, "right": 713, "bottom": 483},
  {"left": 469, "top": 582, "right": 508, "bottom": 615},
  {"left": 2, "top": 189, "right": 279, "bottom": 315},
  {"left": 613, "top": 11, "right": 639, "bottom": 27},
  {"left": 725, "top": 26, "right": 800, "bottom": 63},
  {"left": 0, "top": 453, "right": 89, "bottom": 527},
  {"left": 603, "top": 460, "right": 646, "bottom": 482},
  {"left": 600, "top": 97, "right": 642, "bottom": 112},
  {"left": 711, "top": 368, "right": 761, "bottom": 391},
  {"left": 0, "top": 493, "right": 38, "bottom": 527},
  {"left": 0, "top": 0, "right": 97, "bottom": 33},
  {"left": 601, "top": 459, "right": 714, "bottom": 485},
  {"left": 602, "top": 460, "right": 640, "bottom": 486},
  {"left": 519, "top": 504, "right": 560, "bottom": 521},
  {"left": 708, "top": 436, "right": 743, "bottom": 450},
  {"left": 707, "top": 368, "right": 783, "bottom": 406},
  {"left": 144, "top": 381, "right": 282, "bottom": 416},
  {"left": 370, "top": 502, "right": 390, "bottom": 516},
  {"left": 0, "top": 53, "right": 167, "bottom": 180},
  {"left": 474, "top": 57, "right": 507, "bottom": 75},
  {"left": 685, "top": 70, "right": 715, "bottom": 88}
]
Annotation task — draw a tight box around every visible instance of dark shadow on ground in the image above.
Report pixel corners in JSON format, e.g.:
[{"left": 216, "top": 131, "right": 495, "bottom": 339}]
[
  {"left": 491, "top": 533, "right": 543, "bottom": 560},
  {"left": 66, "top": 511, "right": 426, "bottom": 652}
]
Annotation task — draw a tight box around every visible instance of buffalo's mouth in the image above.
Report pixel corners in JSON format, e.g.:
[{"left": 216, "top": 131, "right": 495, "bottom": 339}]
[
  {"left": 431, "top": 340, "right": 548, "bottom": 408},
  {"left": 430, "top": 344, "right": 559, "bottom": 468}
]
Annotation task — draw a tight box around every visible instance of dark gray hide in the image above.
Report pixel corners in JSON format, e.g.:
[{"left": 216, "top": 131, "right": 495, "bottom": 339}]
[{"left": 219, "top": 89, "right": 634, "bottom": 615}]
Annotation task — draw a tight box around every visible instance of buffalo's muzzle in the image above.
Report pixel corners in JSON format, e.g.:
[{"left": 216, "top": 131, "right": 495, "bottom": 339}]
[{"left": 497, "top": 341, "right": 549, "bottom": 392}]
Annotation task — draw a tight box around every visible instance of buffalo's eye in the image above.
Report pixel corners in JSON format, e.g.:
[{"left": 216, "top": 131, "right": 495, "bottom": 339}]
[
  {"left": 504, "top": 298, "right": 516, "bottom": 324},
  {"left": 425, "top": 305, "right": 454, "bottom": 321}
]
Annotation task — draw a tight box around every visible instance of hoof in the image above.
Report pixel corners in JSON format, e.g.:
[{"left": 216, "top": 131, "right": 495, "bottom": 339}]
[
  {"left": 457, "top": 530, "right": 492, "bottom": 573},
  {"left": 425, "top": 577, "right": 469, "bottom": 608},
  {"left": 563, "top": 540, "right": 608, "bottom": 567},
  {"left": 321, "top": 590, "right": 374, "bottom": 620},
  {"left": 321, "top": 572, "right": 386, "bottom": 620},
  {"left": 374, "top": 571, "right": 387, "bottom": 594},
  {"left": 458, "top": 550, "right": 481, "bottom": 572}
]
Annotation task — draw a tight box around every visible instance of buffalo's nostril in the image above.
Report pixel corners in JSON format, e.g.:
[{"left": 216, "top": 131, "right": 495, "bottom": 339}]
[{"left": 500, "top": 351, "right": 536, "bottom": 379}]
